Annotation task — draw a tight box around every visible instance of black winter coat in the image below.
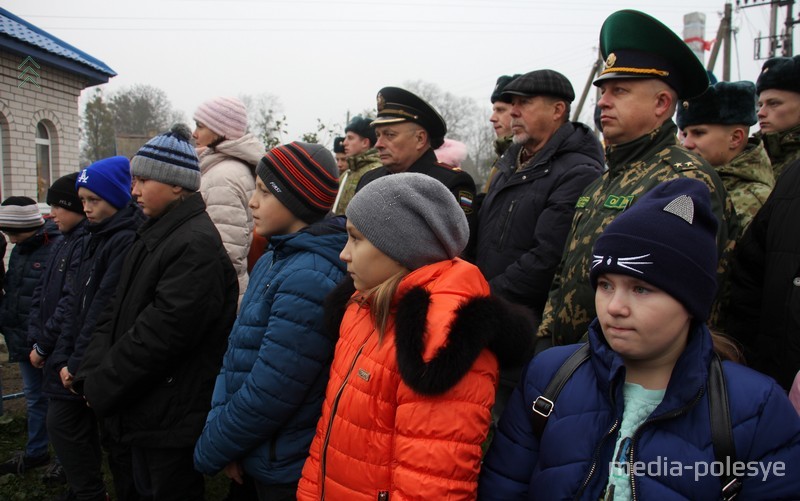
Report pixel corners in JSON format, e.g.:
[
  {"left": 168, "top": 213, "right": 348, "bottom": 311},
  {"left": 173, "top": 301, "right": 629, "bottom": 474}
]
[
  {"left": 0, "top": 220, "right": 61, "bottom": 362},
  {"left": 475, "top": 122, "right": 604, "bottom": 320},
  {"left": 77, "top": 194, "right": 238, "bottom": 447},
  {"left": 28, "top": 219, "right": 88, "bottom": 358},
  {"left": 45, "top": 203, "right": 144, "bottom": 399},
  {"left": 729, "top": 160, "right": 800, "bottom": 390}
]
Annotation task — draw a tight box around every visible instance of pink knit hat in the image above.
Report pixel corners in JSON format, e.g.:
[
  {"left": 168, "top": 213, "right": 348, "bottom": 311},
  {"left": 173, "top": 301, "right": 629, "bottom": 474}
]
[{"left": 193, "top": 96, "right": 248, "bottom": 140}]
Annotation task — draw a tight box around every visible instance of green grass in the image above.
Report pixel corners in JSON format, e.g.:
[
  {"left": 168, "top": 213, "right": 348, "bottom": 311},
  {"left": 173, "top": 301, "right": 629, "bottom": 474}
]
[{"left": 0, "top": 410, "right": 231, "bottom": 500}]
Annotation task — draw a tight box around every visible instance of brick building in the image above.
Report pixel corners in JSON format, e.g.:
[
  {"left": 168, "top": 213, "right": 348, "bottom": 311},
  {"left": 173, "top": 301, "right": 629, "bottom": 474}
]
[{"left": 0, "top": 8, "right": 115, "bottom": 204}]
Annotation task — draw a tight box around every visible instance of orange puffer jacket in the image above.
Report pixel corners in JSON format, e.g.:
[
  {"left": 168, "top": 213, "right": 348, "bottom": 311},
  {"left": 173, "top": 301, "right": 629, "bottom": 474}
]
[{"left": 298, "top": 258, "right": 533, "bottom": 501}]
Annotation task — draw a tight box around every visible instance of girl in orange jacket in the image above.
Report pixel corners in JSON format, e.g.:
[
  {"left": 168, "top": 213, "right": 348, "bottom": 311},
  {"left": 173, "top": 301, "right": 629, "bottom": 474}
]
[{"left": 297, "top": 173, "right": 531, "bottom": 501}]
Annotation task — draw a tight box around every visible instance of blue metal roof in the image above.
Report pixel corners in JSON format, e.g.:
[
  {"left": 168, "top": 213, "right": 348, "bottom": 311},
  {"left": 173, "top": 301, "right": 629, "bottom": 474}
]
[{"left": 0, "top": 7, "right": 116, "bottom": 86}]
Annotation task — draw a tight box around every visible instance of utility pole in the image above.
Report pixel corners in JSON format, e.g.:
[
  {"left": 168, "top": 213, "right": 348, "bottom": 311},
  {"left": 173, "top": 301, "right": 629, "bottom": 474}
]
[
  {"left": 572, "top": 52, "right": 603, "bottom": 125},
  {"left": 706, "top": 4, "right": 733, "bottom": 80},
  {"left": 739, "top": 0, "right": 798, "bottom": 59}
]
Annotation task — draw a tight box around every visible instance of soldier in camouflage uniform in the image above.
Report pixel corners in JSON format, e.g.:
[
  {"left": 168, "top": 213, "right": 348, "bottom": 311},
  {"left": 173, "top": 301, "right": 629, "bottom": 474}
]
[
  {"left": 536, "top": 9, "right": 739, "bottom": 348},
  {"left": 483, "top": 74, "right": 521, "bottom": 193},
  {"left": 332, "top": 116, "right": 381, "bottom": 215},
  {"left": 333, "top": 136, "right": 347, "bottom": 175},
  {"left": 755, "top": 55, "right": 800, "bottom": 178},
  {"left": 678, "top": 81, "right": 774, "bottom": 232}
]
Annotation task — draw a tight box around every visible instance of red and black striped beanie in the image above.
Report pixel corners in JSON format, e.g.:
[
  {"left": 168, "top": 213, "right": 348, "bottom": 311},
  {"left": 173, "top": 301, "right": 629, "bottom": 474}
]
[{"left": 256, "top": 142, "right": 339, "bottom": 224}]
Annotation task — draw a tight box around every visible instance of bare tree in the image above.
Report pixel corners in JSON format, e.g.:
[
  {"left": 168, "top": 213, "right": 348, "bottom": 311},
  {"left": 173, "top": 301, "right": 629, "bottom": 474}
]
[
  {"left": 239, "top": 93, "right": 287, "bottom": 150},
  {"left": 109, "top": 84, "right": 179, "bottom": 135},
  {"left": 401, "top": 80, "right": 494, "bottom": 186},
  {"left": 81, "top": 88, "right": 116, "bottom": 165}
]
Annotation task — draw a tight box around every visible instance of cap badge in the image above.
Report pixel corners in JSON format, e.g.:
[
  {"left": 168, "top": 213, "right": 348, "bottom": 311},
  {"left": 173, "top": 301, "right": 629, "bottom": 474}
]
[
  {"left": 663, "top": 195, "right": 694, "bottom": 224},
  {"left": 605, "top": 53, "right": 617, "bottom": 68},
  {"left": 682, "top": 100, "right": 690, "bottom": 110},
  {"left": 376, "top": 92, "right": 386, "bottom": 112}
]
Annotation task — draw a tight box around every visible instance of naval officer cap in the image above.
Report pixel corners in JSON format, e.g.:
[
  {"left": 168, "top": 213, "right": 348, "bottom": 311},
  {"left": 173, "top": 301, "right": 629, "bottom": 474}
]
[
  {"left": 593, "top": 9, "right": 709, "bottom": 99},
  {"left": 372, "top": 87, "right": 448, "bottom": 149}
]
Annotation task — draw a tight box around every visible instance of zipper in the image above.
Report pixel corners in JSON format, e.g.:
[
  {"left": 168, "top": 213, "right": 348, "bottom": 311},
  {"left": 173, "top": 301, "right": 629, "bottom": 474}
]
[
  {"left": 628, "top": 386, "right": 704, "bottom": 501},
  {"left": 320, "top": 339, "right": 369, "bottom": 501},
  {"left": 575, "top": 383, "right": 620, "bottom": 499},
  {"left": 497, "top": 200, "right": 518, "bottom": 248}
]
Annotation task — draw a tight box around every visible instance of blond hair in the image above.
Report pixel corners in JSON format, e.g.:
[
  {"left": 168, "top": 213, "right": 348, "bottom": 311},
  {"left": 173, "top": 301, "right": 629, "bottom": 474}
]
[{"left": 353, "top": 270, "right": 410, "bottom": 344}]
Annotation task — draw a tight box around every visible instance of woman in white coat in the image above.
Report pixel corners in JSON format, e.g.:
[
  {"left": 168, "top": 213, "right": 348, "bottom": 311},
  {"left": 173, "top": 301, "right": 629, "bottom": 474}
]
[{"left": 193, "top": 96, "right": 264, "bottom": 302}]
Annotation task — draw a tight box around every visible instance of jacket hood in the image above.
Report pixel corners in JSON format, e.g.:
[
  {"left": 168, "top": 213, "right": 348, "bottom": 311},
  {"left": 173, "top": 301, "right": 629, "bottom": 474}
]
[
  {"left": 199, "top": 133, "right": 265, "bottom": 172},
  {"left": 499, "top": 121, "right": 603, "bottom": 174},
  {"left": 269, "top": 216, "right": 347, "bottom": 273}
]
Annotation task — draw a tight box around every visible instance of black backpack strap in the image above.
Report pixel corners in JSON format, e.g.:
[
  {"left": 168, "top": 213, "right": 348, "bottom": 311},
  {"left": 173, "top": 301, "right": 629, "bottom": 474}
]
[
  {"left": 531, "top": 343, "right": 591, "bottom": 440},
  {"left": 708, "top": 353, "right": 741, "bottom": 500}
]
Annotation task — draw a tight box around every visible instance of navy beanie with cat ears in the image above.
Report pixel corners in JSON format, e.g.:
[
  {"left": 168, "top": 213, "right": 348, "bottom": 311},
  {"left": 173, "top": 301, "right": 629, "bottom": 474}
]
[{"left": 590, "top": 178, "right": 718, "bottom": 321}]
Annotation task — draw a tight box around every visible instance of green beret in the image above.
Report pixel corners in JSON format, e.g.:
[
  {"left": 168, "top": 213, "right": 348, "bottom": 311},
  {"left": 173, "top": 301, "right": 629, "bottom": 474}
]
[
  {"left": 756, "top": 55, "right": 800, "bottom": 95},
  {"left": 333, "top": 136, "right": 345, "bottom": 154},
  {"left": 372, "top": 87, "right": 447, "bottom": 149},
  {"left": 491, "top": 74, "right": 521, "bottom": 103},
  {"left": 345, "top": 116, "right": 376, "bottom": 146},
  {"left": 593, "top": 9, "right": 709, "bottom": 99},
  {"left": 677, "top": 81, "right": 758, "bottom": 129}
]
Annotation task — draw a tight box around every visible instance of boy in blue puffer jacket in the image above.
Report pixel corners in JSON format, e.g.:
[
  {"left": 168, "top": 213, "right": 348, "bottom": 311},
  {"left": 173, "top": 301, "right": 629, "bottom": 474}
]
[
  {"left": 194, "top": 141, "right": 345, "bottom": 501},
  {"left": 0, "top": 197, "right": 62, "bottom": 475},
  {"left": 479, "top": 179, "right": 800, "bottom": 500}
]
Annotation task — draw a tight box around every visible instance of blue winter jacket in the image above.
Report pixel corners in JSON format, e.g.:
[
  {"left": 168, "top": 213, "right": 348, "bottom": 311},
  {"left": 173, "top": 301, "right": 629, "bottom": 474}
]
[
  {"left": 479, "top": 319, "right": 800, "bottom": 500},
  {"left": 46, "top": 203, "right": 143, "bottom": 399},
  {"left": 194, "top": 218, "right": 347, "bottom": 485},
  {"left": 0, "top": 220, "right": 61, "bottom": 362}
]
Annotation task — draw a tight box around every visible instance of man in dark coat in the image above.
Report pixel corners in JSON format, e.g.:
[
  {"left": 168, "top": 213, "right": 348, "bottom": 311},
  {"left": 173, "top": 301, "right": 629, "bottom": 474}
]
[
  {"left": 76, "top": 125, "right": 238, "bottom": 501},
  {"left": 475, "top": 69, "right": 604, "bottom": 419},
  {"left": 356, "top": 87, "right": 477, "bottom": 244}
]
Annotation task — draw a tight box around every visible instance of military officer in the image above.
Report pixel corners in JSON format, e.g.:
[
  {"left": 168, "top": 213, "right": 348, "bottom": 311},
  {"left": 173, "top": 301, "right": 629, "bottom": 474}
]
[
  {"left": 536, "top": 9, "right": 738, "bottom": 349},
  {"left": 357, "top": 86, "right": 477, "bottom": 238},
  {"left": 678, "top": 81, "right": 774, "bottom": 232},
  {"left": 333, "top": 136, "right": 347, "bottom": 175},
  {"left": 755, "top": 55, "right": 800, "bottom": 178}
]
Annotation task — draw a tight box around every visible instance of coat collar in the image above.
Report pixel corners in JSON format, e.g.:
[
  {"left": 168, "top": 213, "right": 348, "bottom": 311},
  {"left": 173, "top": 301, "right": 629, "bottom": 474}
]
[
  {"left": 605, "top": 120, "right": 679, "bottom": 175},
  {"left": 138, "top": 192, "right": 206, "bottom": 251}
]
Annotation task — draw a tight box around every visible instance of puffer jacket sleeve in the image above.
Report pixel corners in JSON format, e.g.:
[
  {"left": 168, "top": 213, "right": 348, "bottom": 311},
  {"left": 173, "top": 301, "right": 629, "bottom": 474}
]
[
  {"left": 82, "top": 233, "right": 229, "bottom": 415},
  {"left": 193, "top": 266, "right": 338, "bottom": 474}
]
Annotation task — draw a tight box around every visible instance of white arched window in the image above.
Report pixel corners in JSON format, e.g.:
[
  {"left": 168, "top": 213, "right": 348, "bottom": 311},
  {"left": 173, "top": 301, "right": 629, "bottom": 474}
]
[{"left": 35, "top": 122, "right": 52, "bottom": 203}]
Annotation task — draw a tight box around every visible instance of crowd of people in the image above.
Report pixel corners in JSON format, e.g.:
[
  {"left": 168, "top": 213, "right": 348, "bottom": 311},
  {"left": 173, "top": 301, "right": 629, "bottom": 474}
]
[{"left": 0, "top": 7, "right": 799, "bottom": 501}]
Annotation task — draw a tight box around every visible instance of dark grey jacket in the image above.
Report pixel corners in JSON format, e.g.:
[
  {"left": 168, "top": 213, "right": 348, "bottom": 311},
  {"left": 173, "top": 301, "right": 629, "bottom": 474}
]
[{"left": 476, "top": 121, "right": 603, "bottom": 321}]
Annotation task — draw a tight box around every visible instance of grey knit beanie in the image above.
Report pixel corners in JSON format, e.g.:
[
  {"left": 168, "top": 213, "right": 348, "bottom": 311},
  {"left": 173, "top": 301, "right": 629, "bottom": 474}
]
[
  {"left": 346, "top": 173, "right": 469, "bottom": 270},
  {"left": 130, "top": 124, "right": 201, "bottom": 191}
]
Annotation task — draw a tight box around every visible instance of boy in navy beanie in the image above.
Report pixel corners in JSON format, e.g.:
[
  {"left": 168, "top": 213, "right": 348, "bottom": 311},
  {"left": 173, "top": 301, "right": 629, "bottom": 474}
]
[{"left": 76, "top": 126, "right": 238, "bottom": 500}]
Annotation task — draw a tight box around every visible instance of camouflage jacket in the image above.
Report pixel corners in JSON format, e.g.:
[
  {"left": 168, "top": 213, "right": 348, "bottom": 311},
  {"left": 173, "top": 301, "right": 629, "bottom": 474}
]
[
  {"left": 483, "top": 135, "right": 514, "bottom": 193},
  {"left": 332, "top": 148, "right": 382, "bottom": 215},
  {"left": 537, "top": 120, "right": 738, "bottom": 345},
  {"left": 759, "top": 122, "right": 800, "bottom": 178},
  {"left": 717, "top": 138, "right": 774, "bottom": 233}
]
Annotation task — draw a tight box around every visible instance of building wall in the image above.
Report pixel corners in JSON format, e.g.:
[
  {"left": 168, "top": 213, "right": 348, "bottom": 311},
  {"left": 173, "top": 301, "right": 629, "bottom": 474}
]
[{"left": 0, "top": 50, "right": 88, "bottom": 201}]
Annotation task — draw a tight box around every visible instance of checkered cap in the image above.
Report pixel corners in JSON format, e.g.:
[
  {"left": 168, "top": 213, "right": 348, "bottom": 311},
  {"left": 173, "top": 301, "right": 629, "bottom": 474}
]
[{"left": 501, "top": 69, "right": 575, "bottom": 102}]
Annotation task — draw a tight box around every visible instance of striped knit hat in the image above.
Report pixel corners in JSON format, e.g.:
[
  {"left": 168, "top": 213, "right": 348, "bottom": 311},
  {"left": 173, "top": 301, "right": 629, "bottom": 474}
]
[
  {"left": 193, "top": 96, "right": 248, "bottom": 140},
  {"left": 0, "top": 196, "right": 45, "bottom": 233},
  {"left": 130, "top": 124, "right": 201, "bottom": 191},
  {"left": 256, "top": 142, "right": 339, "bottom": 224}
]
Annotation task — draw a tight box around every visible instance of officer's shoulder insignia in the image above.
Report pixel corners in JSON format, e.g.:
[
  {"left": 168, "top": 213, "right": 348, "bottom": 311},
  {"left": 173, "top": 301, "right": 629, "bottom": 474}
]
[{"left": 458, "top": 190, "right": 474, "bottom": 214}]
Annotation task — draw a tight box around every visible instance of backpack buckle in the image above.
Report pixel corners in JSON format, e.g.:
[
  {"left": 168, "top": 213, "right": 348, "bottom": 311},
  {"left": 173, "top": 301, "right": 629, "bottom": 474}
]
[{"left": 532, "top": 396, "right": 554, "bottom": 417}]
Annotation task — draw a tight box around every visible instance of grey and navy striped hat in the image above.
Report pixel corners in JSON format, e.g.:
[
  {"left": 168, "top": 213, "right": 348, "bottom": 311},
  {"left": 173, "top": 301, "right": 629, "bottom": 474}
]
[
  {"left": 0, "top": 196, "right": 45, "bottom": 233},
  {"left": 130, "top": 124, "right": 201, "bottom": 191}
]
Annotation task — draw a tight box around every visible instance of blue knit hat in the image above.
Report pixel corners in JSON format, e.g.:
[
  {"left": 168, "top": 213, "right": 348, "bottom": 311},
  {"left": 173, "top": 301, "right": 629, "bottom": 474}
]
[
  {"left": 76, "top": 156, "right": 132, "bottom": 209},
  {"left": 130, "top": 124, "right": 201, "bottom": 191},
  {"left": 590, "top": 178, "right": 718, "bottom": 321}
]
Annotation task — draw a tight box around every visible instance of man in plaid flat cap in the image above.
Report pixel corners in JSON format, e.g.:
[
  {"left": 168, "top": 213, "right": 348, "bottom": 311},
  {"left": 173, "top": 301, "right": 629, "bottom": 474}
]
[
  {"left": 474, "top": 68, "right": 604, "bottom": 417},
  {"left": 536, "top": 9, "right": 738, "bottom": 350}
]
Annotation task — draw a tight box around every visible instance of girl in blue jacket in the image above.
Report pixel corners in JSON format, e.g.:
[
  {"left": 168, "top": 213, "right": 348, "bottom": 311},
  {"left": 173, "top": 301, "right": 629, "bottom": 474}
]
[
  {"left": 479, "top": 178, "right": 800, "bottom": 500},
  {"left": 193, "top": 142, "right": 344, "bottom": 501}
]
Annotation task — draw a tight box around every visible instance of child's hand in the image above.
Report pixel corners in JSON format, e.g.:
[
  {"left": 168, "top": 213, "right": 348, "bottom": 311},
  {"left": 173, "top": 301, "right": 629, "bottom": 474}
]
[
  {"left": 29, "top": 349, "right": 46, "bottom": 368},
  {"left": 60, "top": 367, "right": 75, "bottom": 392},
  {"left": 223, "top": 461, "right": 244, "bottom": 485}
]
